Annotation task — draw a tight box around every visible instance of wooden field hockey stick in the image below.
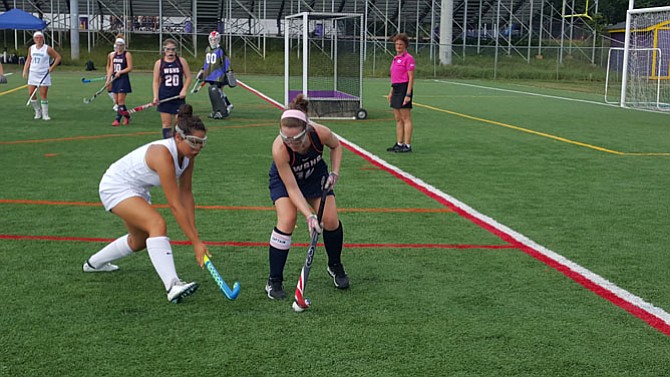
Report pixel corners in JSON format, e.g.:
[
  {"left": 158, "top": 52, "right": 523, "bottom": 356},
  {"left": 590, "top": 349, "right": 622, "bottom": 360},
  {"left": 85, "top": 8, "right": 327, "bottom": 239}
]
[
  {"left": 203, "top": 255, "right": 241, "bottom": 300},
  {"left": 292, "top": 178, "right": 329, "bottom": 312},
  {"left": 118, "top": 95, "right": 181, "bottom": 116}
]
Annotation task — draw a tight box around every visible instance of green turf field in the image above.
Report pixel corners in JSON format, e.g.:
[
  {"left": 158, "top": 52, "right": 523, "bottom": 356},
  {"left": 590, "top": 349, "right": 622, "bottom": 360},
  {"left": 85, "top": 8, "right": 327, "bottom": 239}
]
[{"left": 2, "top": 70, "right": 670, "bottom": 376}]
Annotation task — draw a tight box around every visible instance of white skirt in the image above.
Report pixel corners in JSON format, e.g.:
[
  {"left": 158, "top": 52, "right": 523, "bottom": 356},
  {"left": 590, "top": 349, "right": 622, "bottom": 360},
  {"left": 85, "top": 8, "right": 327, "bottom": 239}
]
[{"left": 99, "top": 175, "right": 151, "bottom": 212}]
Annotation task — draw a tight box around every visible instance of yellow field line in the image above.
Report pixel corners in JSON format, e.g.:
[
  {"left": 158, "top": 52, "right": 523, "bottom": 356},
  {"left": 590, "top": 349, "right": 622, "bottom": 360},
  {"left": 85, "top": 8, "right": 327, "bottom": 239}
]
[
  {"left": 0, "top": 84, "right": 28, "bottom": 96},
  {"left": 414, "top": 102, "right": 670, "bottom": 156}
]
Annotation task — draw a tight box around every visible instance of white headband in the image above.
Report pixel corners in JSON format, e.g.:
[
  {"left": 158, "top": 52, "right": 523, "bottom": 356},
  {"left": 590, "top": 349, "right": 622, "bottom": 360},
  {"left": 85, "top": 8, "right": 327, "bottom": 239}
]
[
  {"left": 33, "top": 31, "right": 44, "bottom": 38},
  {"left": 115, "top": 38, "right": 125, "bottom": 45},
  {"left": 281, "top": 109, "right": 307, "bottom": 123}
]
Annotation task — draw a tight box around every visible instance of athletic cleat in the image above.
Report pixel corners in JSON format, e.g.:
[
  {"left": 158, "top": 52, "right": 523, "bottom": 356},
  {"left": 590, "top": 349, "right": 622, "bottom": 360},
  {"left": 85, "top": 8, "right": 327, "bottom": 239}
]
[
  {"left": 112, "top": 119, "right": 120, "bottom": 127},
  {"left": 83, "top": 260, "right": 120, "bottom": 272},
  {"left": 327, "top": 263, "right": 350, "bottom": 289},
  {"left": 123, "top": 117, "right": 130, "bottom": 126},
  {"left": 265, "top": 278, "right": 286, "bottom": 300},
  {"left": 167, "top": 280, "right": 199, "bottom": 303},
  {"left": 42, "top": 115, "right": 51, "bottom": 121},
  {"left": 34, "top": 111, "right": 42, "bottom": 120},
  {"left": 396, "top": 145, "right": 412, "bottom": 153},
  {"left": 386, "top": 143, "right": 402, "bottom": 152},
  {"left": 209, "top": 111, "right": 228, "bottom": 120}
]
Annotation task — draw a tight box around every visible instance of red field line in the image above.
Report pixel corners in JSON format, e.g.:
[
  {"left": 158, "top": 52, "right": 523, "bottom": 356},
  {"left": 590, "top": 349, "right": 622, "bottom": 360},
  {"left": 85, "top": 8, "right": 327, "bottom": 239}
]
[
  {"left": 0, "top": 234, "right": 511, "bottom": 250},
  {"left": 0, "top": 199, "right": 452, "bottom": 213}
]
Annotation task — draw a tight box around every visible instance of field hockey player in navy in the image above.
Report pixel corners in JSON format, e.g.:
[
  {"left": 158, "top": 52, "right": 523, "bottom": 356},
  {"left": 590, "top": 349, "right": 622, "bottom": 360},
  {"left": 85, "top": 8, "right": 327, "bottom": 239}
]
[
  {"left": 152, "top": 38, "right": 191, "bottom": 139},
  {"left": 265, "top": 94, "right": 349, "bottom": 300},
  {"left": 106, "top": 35, "right": 133, "bottom": 126}
]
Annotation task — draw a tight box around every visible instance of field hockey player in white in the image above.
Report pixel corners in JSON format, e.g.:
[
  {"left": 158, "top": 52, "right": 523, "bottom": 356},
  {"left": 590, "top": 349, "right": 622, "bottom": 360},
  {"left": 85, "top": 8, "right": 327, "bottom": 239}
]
[
  {"left": 23, "top": 31, "right": 61, "bottom": 121},
  {"left": 84, "top": 104, "right": 210, "bottom": 304}
]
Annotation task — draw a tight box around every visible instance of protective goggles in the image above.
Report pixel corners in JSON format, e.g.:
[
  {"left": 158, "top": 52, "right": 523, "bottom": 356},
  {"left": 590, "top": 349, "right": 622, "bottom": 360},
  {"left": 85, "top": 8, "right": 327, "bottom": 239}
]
[
  {"left": 175, "top": 126, "right": 207, "bottom": 149},
  {"left": 279, "top": 127, "right": 307, "bottom": 144}
]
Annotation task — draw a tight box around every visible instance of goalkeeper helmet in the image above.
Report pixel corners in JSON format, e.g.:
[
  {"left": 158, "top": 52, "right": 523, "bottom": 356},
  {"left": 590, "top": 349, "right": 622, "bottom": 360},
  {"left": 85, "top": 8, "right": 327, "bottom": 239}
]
[{"left": 208, "top": 31, "right": 221, "bottom": 49}]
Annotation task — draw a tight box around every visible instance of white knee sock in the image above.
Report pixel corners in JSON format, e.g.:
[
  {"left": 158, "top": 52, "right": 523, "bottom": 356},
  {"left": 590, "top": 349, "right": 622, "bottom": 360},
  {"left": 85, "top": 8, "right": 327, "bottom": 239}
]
[
  {"left": 88, "top": 234, "right": 133, "bottom": 268},
  {"left": 31, "top": 99, "right": 40, "bottom": 112},
  {"left": 40, "top": 100, "right": 49, "bottom": 118},
  {"left": 146, "top": 236, "right": 179, "bottom": 291}
]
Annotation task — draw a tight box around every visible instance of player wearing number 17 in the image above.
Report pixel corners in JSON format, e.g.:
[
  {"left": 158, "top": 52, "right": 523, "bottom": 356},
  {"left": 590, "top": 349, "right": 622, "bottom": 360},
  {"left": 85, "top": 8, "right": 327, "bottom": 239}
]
[
  {"left": 265, "top": 94, "right": 349, "bottom": 300},
  {"left": 152, "top": 38, "right": 192, "bottom": 139}
]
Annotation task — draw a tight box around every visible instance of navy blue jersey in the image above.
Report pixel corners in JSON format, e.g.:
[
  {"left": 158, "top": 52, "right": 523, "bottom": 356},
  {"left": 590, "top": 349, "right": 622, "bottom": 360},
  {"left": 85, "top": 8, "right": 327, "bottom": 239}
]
[
  {"left": 269, "top": 128, "right": 331, "bottom": 202},
  {"left": 157, "top": 58, "right": 185, "bottom": 113},
  {"left": 111, "top": 51, "right": 132, "bottom": 93},
  {"left": 158, "top": 57, "right": 184, "bottom": 100}
]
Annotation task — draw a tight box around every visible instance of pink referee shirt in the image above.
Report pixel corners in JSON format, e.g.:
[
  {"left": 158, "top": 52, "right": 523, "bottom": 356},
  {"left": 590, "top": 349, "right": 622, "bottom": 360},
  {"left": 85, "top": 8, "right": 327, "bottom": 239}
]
[{"left": 390, "top": 51, "right": 416, "bottom": 84}]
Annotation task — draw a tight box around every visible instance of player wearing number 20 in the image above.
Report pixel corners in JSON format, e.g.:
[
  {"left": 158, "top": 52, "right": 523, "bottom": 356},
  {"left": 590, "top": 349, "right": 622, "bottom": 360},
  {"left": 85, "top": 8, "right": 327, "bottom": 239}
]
[{"left": 152, "top": 38, "right": 192, "bottom": 139}]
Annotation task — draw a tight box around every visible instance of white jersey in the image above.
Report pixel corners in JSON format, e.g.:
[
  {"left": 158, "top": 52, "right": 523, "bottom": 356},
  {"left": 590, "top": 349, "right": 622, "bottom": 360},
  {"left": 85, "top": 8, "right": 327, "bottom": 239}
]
[
  {"left": 99, "top": 138, "right": 190, "bottom": 211},
  {"left": 28, "top": 44, "right": 52, "bottom": 86}
]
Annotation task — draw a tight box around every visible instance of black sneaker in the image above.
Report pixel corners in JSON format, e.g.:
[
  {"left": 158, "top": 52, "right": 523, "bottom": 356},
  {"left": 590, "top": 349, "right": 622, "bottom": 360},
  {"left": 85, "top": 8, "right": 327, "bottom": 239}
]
[
  {"left": 396, "top": 144, "right": 412, "bottom": 153},
  {"left": 265, "top": 278, "right": 286, "bottom": 300},
  {"left": 327, "top": 264, "right": 350, "bottom": 289},
  {"left": 386, "top": 143, "right": 402, "bottom": 152}
]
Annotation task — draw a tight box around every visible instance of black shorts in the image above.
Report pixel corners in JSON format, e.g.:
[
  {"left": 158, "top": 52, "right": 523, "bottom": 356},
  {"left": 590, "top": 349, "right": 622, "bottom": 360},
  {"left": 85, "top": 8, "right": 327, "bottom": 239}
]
[{"left": 390, "top": 82, "right": 412, "bottom": 109}]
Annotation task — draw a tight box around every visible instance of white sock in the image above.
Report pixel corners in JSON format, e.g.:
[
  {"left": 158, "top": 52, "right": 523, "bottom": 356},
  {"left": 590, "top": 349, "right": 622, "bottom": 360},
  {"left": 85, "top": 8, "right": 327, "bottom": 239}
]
[
  {"left": 88, "top": 234, "right": 133, "bottom": 268},
  {"left": 146, "top": 236, "right": 179, "bottom": 291},
  {"left": 40, "top": 100, "right": 49, "bottom": 117},
  {"left": 31, "top": 99, "right": 40, "bottom": 112}
]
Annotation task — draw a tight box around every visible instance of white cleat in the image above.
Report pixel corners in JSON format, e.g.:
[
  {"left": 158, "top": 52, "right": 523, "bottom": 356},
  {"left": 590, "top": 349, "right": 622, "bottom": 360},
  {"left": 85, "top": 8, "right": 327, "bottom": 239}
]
[
  {"left": 42, "top": 115, "right": 51, "bottom": 121},
  {"left": 167, "top": 280, "right": 199, "bottom": 303},
  {"left": 34, "top": 111, "right": 42, "bottom": 120},
  {"left": 83, "top": 260, "right": 119, "bottom": 272}
]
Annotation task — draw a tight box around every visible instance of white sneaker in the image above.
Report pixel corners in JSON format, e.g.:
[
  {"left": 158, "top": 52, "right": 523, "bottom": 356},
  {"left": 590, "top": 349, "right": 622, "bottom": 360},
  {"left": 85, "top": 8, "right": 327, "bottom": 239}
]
[
  {"left": 167, "top": 280, "right": 199, "bottom": 303},
  {"left": 83, "top": 260, "right": 119, "bottom": 272},
  {"left": 42, "top": 115, "right": 51, "bottom": 121},
  {"left": 34, "top": 111, "right": 42, "bottom": 120}
]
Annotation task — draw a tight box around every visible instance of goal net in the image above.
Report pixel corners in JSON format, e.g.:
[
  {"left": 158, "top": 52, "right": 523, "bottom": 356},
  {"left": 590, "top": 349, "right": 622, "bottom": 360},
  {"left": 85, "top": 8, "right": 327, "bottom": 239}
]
[
  {"left": 284, "top": 12, "right": 366, "bottom": 119},
  {"left": 619, "top": 6, "right": 670, "bottom": 111}
]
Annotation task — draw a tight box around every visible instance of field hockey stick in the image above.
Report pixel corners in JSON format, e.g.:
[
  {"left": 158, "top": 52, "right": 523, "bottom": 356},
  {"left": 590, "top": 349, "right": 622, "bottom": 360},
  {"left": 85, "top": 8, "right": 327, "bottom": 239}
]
[
  {"left": 83, "top": 76, "right": 115, "bottom": 104},
  {"left": 203, "top": 255, "right": 241, "bottom": 300},
  {"left": 190, "top": 79, "right": 206, "bottom": 94},
  {"left": 81, "top": 76, "right": 105, "bottom": 83},
  {"left": 25, "top": 71, "right": 49, "bottom": 106},
  {"left": 292, "top": 178, "right": 329, "bottom": 313},
  {"left": 118, "top": 95, "right": 181, "bottom": 116},
  {"left": 4, "top": 72, "right": 13, "bottom": 76}
]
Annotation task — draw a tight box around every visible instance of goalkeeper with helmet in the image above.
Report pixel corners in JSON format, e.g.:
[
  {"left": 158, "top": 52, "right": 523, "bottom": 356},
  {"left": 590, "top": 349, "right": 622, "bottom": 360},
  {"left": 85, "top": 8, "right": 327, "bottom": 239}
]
[{"left": 196, "top": 31, "right": 236, "bottom": 119}]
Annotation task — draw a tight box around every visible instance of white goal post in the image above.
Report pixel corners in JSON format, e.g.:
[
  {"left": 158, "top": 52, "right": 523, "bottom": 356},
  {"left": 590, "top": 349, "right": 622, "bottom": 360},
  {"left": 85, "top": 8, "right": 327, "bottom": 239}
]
[
  {"left": 284, "top": 12, "right": 367, "bottom": 120},
  {"left": 620, "top": 5, "right": 670, "bottom": 111}
]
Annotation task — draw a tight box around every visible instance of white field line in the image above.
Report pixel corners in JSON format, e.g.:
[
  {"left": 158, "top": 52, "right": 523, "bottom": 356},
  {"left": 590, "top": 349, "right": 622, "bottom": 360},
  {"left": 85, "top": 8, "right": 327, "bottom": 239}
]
[{"left": 238, "top": 79, "right": 670, "bottom": 336}]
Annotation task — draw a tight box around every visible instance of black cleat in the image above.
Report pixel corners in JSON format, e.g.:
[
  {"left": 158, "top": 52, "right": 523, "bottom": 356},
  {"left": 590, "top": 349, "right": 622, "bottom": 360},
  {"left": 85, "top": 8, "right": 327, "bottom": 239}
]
[
  {"left": 265, "top": 278, "right": 287, "bottom": 300},
  {"left": 386, "top": 143, "right": 403, "bottom": 152},
  {"left": 396, "top": 144, "right": 412, "bottom": 153},
  {"left": 327, "top": 263, "right": 350, "bottom": 289}
]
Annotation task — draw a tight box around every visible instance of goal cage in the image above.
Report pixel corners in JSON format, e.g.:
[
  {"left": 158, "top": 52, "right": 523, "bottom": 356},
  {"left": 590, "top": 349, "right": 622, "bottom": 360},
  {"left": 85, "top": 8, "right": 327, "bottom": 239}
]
[
  {"left": 613, "top": 5, "right": 670, "bottom": 111},
  {"left": 284, "top": 12, "right": 367, "bottom": 120}
]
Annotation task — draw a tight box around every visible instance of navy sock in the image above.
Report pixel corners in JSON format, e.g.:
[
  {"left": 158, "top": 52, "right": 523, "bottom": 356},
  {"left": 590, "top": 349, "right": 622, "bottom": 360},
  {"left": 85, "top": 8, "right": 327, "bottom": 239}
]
[
  {"left": 323, "top": 221, "right": 343, "bottom": 267},
  {"left": 162, "top": 128, "right": 172, "bottom": 139},
  {"left": 269, "top": 227, "right": 291, "bottom": 281}
]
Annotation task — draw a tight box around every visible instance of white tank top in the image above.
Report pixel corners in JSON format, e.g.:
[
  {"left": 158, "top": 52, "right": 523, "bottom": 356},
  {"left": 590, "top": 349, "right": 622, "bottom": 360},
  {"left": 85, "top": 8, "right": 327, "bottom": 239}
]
[
  {"left": 29, "top": 44, "right": 51, "bottom": 78},
  {"left": 102, "top": 138, "right": 190, "bottom": 192}
]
